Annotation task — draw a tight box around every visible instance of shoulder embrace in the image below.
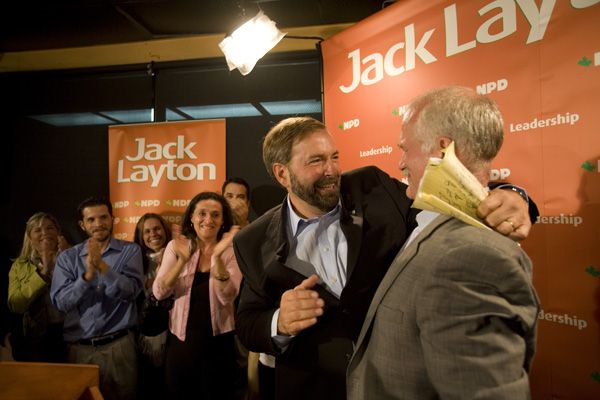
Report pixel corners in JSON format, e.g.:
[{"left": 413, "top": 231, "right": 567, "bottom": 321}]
[{"left": 343, "top": 165, "right": 388, "bottom": 181}]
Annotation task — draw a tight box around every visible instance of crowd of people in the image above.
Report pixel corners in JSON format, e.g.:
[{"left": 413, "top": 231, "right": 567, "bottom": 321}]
[{"left": 1, "top": 86, "right": 540, "bottom": 400}]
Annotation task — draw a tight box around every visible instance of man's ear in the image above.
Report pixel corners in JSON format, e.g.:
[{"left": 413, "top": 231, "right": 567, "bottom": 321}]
[
  {"left": 78, "top": 221, "right": 85, "bottom": 231},
  {"left": 438, "top": 136, "right": 453, "bottom": 151},
  {"left": 272, "top": 163, "right": 289, "bottom": 188}
]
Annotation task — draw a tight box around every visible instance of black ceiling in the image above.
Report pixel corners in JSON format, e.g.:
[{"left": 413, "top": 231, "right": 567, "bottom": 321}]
[{"left": 0, "top": 0, "right": 389, "bottom": 53}]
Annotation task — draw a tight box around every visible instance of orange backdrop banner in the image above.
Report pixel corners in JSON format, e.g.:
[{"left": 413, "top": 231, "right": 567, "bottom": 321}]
[
  {"left": 322, "top": 1, "right": 600, "bottom": 399},
  {"left": 108, "top": 119, "right": 226, "bottom": 241}
]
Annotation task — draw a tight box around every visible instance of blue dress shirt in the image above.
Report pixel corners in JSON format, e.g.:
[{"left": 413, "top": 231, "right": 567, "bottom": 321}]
[
  {"left": 286, "top": 197, "right": 348, "bottom": 298},
  {"left": 50, "top": 237, "right": 143, "bottom": 341}
]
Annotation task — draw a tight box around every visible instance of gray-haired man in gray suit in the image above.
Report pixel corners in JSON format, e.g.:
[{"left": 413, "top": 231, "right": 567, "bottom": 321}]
[{"left": 347, "top": 86, "right": 540, "bottom": 400}]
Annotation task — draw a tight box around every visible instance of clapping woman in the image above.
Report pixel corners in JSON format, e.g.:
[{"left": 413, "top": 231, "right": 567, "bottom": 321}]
[
  {"left": 134, "top": 213, "right": 173, "bottom": 397},
  {"left": 134, "top": 213, "right": 172, "bottom": 295},
  {"left": 153, "top": 192, "right": 242, "bottom": 399},
  {"left": 8, "top": 212, "right": 69, "bottom": 362}
]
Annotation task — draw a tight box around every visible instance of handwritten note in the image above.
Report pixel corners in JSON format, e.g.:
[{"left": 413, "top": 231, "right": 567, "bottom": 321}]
[{"left": 412, "top": 142, "right": 491, "bottom": 230}]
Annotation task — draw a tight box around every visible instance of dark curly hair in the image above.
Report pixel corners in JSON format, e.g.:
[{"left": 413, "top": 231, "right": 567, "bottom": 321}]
[{"left": 180, "top": 192, "right": 233, "bottom": 254}]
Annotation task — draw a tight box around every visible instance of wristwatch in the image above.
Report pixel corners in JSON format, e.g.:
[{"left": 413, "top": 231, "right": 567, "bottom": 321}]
[{"left": 496, "top": 184, "right": 529, "bottom": 203}]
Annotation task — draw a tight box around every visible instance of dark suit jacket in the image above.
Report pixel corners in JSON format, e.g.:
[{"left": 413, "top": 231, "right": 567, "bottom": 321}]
[{"left": 233, "top": 166, "right": 416, "bottom": 400}]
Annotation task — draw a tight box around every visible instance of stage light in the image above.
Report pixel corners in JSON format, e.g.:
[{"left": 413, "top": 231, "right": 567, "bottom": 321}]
[{"left": 218, "top": 11, "right": 286, "bottom": 76}]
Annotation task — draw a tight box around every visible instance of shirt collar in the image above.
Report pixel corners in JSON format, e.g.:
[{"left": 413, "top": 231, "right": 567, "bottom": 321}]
[
  {"left": 286, "top": 195, "right": 341, "bottom": 237},
  {"left": 415, "top": 209, "right": 440, "bottom": 229}
]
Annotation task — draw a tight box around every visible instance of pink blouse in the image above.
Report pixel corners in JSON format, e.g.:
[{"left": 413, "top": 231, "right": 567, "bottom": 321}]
[{"left": 152, "top": 238, "right": 242, "bottom": 341}]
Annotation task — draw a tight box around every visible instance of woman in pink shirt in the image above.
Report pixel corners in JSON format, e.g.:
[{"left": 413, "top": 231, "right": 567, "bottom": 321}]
[{"left": 153, "top": 192, "right": 242, "bottom": 399}]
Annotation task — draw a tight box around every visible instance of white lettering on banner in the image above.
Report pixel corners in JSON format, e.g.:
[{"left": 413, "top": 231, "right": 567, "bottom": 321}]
[
  {"left": 489, "top": 168, "right": 511, "bottom": 180},
  {"left": 170, "top": 199, "right": 191, "bottom": 207},
  {"left": 595, "top": 51, "right": 600, "bottom": 66},
  {"left": 117, "top": 135, "right": 217, "bottom": 187},
  {"left": 339, "top": 24, "right": 436, "bottom": 93},
  {"left": 509, "top": 112, "right": 580, "bottom": 132},
  {"left": 477, "top": 0, "right": 517, "bottom": 43},
  {"left": 571, "top": 0, "right": 600, "bottom": 9},
  {"left": 126, "top": 135, "right": 197, "bottom": 161},
  {"left": 536, "top": 214, "right": 583, "bottom": 227},
  {"left": 444, "top": 4, "right": 476, "bottom": 56},
  {"left": 342, "top": 119, "right": 360, "bottom": 130},
  {"left": 113, "top": 200, "right": 129, "bottom": 208},
  {"left": 138, "top": 200, "right": 160, "bottom": 207},
  {"left": 446, "top": 0, "right": 556, "bottom": 53},
  {"left": 516, "top": 0, "right": 556, "bottom": 44},
  {"left": 476, "top": 78, "right": 508, "bottom": 94},
  {"left": 117, "top": 159, "right": 217, "bottom": 187},
  {"left": 336, "top": 0, "right": 588, "bottom": 93},
  {"left": 395, "top": 105, "right": 409, "bottom": 117},
  {"left": 538, "top": 309, "right": 588, "bottom": 330},
  {"left": 359, "top": 145, "right": 394, "bottom": 158}
]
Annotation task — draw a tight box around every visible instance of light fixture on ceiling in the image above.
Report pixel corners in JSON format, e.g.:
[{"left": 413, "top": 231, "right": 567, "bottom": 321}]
[{"left": 218, "top": 10, "right": 286, "bottom": 76}]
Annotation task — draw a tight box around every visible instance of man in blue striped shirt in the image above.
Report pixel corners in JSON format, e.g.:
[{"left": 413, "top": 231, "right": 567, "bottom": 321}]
[{"left": 51, "top": 196, "right": 143, "bottom": 400}]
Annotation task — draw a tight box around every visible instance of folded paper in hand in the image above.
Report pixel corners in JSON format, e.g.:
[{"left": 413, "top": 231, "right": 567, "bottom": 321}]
[{"left": 412, "top": 141, "right": 491, "bottom": 230}]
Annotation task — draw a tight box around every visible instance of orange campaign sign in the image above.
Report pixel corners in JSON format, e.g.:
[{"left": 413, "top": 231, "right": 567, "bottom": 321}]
[
  {"left": 108, "top": 119, "right": 226, "bottom": 241},
  {"left": 322, "top": 1, "right": 600, "bottom": 399}
]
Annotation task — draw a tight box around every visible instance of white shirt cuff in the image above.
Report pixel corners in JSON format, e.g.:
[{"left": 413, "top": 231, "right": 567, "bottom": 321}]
[{"left": 271, "top": 308, "right": 293, "bottom": 351}]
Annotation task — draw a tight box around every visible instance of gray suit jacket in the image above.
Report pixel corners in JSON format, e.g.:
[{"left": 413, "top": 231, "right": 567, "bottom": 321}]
[{"left": 347, "top": 215, "right": 539, "bottom": 400}]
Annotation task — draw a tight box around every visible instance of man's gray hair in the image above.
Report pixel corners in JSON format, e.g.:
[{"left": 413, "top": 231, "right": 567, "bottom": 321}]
[{"left": 403, "top": 86, "right": 504, "bottom": 171}]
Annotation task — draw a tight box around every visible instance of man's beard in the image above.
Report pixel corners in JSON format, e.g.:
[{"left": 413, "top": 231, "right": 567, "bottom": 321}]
[{"left": 289, "top": 170, "right": 341, "bottom": 213}]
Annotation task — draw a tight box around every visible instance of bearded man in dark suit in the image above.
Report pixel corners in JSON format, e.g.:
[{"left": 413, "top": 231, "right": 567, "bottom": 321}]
[{"left": 233, "top": 116, "right": 534, "bottom": 400}]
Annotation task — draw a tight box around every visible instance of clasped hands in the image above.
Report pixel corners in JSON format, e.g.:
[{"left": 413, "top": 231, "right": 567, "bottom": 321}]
[
  {"left": 171, "top": 225, "right": 241, "bottom": 262},
  {"left": 84, "top": 238, "right": 107, "bottom": 281},
  {"left": 38, "top": 235, "right": 71, "bottom": 280}
]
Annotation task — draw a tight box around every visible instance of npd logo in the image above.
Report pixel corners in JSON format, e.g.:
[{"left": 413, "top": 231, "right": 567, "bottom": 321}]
[
  {"left": 338, "top": 119, "right": 360, "bottom": 131},
  {"left": 475, "top": 78, "right": 508, "bottom": 95},
  {"left": 166, "top": 199, "right": 190, "bottom": 207},
  {"left": 113, "top": 200, "right": 129, "bottom": 209},
  {"left": 392, "top": 105, "right": 408, "bottom": 117},
  {"left": 489, "top": 168, "right": 511, "bottom": 181},
  {"left": 135, "top": 199, "right": 160, "bottom": 207}
]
